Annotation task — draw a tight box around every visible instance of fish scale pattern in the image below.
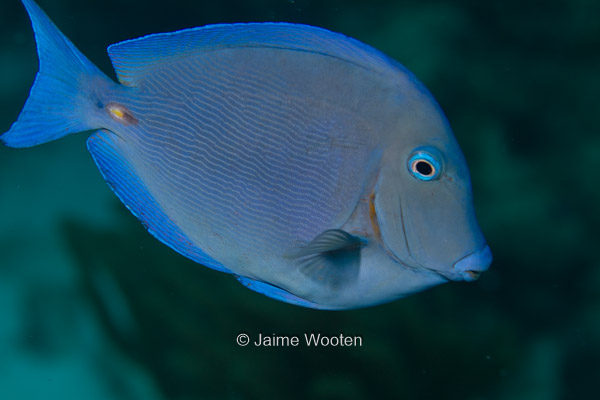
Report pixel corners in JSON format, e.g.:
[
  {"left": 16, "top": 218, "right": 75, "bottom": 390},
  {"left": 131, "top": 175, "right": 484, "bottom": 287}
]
[{"left": 121, "top": 49, "right": 373, "bottom": 260}]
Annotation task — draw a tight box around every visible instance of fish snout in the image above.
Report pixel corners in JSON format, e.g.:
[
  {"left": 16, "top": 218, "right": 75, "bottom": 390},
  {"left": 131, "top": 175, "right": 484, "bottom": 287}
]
[{"left": 451, "top": 245, "right": 492, "bottom": 281}]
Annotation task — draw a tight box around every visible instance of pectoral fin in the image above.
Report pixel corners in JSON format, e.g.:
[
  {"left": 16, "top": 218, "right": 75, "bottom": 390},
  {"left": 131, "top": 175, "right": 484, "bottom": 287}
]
[{"left": 291, "top": 229, "right": 365, "bottom": 288}]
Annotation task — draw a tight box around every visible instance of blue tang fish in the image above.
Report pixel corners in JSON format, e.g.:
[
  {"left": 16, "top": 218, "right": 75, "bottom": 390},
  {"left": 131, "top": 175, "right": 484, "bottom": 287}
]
[{"left": 2, "top": 0, "right": 491, "bottom": 309}]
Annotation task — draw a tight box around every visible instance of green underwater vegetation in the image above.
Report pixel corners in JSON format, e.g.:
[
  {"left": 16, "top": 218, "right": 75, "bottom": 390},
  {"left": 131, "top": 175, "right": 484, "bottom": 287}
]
[{"left": 0, "top": 0, "right": 599, "bottom": 399}]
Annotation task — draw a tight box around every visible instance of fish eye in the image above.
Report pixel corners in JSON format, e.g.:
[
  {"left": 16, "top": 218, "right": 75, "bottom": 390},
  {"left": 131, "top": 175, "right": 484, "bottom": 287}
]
[{"left": 407, "top": 148, "right": 442, "bottom": 181}]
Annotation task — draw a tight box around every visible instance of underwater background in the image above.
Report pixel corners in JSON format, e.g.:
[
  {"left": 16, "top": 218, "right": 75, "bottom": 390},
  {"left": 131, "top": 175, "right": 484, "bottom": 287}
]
[{"left": 0, "top": 0, "right": 598, "bottom": 399}]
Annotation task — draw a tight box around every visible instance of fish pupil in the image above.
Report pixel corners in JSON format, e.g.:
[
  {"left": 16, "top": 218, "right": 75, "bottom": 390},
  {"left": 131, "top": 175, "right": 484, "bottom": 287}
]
[{"left": 416, "top": 161, "right": 433, "bottom": 176}]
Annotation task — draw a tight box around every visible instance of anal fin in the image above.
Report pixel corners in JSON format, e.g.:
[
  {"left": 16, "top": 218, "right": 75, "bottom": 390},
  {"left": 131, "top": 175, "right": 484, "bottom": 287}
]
[
  {"left": 87, "top": 130, "right": 231, "bottom": 273},
  {"left": 236, "top": 276, "right": 326, "bottom": 309}
]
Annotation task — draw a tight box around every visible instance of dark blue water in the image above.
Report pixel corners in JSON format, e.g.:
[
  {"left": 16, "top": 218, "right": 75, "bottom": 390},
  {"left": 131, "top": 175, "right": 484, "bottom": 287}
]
[{"left": 0, "top": 0, "right": 598, "bottom": 399}]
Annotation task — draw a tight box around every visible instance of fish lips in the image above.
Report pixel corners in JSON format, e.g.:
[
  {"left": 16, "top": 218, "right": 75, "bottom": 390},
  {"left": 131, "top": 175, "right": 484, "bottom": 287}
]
[{"left": 438, "top": 244, "right": 493, "bottom": 282}]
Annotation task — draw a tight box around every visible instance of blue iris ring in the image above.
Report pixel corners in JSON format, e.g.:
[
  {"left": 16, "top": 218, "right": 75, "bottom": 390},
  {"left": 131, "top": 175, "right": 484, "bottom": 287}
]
[{"left": 407, "top": 148, "right": 442, "bottom": 181}]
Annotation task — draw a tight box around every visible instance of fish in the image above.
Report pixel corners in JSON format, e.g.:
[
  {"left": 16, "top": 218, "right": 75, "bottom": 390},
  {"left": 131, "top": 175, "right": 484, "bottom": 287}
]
[{"left": 1, "top": 0, "right": 492, "bottom": 310}]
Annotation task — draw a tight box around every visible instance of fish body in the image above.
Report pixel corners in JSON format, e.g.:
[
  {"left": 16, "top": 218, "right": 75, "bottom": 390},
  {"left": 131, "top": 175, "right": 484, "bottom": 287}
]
[{"left": 1, "top": 0, "right": 491, "bottom": 309}]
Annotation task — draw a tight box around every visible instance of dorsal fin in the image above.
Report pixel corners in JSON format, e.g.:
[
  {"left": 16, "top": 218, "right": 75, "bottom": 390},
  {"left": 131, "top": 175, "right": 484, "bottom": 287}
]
[{"left": 107, "top": 23, "right": 397, "bottom": 87}]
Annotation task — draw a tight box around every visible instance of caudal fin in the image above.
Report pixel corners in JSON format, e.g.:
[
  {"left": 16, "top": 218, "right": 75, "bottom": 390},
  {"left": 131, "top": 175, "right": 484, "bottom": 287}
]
[{"left": 1, "top": 0, "right": 111, "bottom": 148}]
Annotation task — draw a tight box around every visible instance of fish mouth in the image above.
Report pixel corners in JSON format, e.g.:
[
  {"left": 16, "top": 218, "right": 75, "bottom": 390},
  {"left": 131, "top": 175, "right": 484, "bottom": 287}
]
[
  {"left": 447, "top": 244, "right": 492, "bottom": 282},
  {"left": 383, "top": 195, "right": 491, "bottom": 282}
]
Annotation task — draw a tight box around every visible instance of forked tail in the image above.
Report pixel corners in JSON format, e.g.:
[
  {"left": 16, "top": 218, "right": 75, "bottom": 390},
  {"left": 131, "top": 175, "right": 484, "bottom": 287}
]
[{"left": 1, "top": 0, "right": 111, "bottom": 148}]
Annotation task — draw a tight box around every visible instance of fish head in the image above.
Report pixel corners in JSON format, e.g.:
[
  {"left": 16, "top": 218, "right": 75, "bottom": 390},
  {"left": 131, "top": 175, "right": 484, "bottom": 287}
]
[{"left": 373, "top": 87, "right": 491, "bottom": 282}]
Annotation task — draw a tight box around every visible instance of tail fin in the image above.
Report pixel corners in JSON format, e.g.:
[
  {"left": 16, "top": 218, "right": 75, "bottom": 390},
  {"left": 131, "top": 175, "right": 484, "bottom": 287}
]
[{"left": 1, "top": 0, "right": 111, "bottom": 148}]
